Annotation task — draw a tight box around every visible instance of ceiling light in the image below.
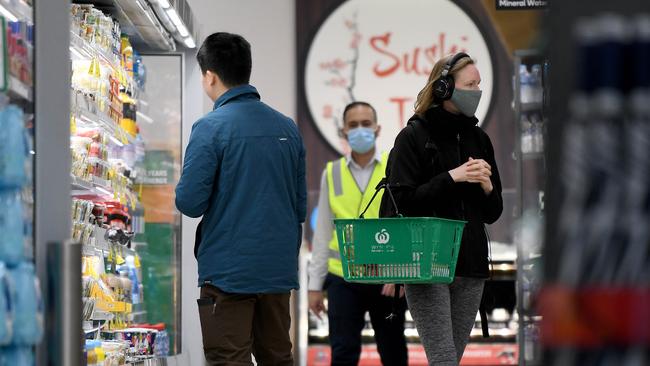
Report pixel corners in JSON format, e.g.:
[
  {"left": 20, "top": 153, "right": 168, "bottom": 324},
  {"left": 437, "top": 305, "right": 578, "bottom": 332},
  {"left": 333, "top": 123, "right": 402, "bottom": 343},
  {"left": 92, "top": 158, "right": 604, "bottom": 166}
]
[
  {"left": 176, "top": 23, "right": 189, "bottom": 38},
  {"left": 184, "top": 36, "right": 196, "bottom": 49},
  {"left": 165, "top": 8, "right": 189, "bottom": 37},
  {"left": 165, "top": 8, "right": 182, "bottom": 27},
  {"left": 157, "top": 0, "right": 171, "bottom": 9}
]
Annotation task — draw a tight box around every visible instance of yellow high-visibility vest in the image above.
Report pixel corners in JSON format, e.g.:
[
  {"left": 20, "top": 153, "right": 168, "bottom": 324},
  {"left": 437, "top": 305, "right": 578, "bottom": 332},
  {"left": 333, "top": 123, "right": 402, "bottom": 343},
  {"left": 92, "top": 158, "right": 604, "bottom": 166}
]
[{"left": 326, "top": 152, "right": 388, "bottom": 277}]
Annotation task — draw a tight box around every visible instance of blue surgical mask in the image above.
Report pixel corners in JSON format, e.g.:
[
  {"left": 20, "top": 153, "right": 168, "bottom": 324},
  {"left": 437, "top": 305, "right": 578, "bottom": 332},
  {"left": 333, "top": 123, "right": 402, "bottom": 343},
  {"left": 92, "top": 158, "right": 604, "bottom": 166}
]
[{"left": 347, "top": 127, "right": 376, "bottom": 154}]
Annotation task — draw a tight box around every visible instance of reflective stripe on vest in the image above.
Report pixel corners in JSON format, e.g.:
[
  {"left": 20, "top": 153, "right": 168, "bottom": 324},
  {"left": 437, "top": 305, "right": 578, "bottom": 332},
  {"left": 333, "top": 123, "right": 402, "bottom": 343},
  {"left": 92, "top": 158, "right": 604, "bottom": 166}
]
[{"left": 326, "top": 152, "right": 388, "bottom": 277}]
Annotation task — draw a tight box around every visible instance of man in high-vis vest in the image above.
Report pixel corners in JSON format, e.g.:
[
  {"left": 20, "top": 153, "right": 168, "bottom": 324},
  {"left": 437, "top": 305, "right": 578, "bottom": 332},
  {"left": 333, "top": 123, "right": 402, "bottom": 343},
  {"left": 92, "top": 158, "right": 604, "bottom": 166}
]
[{"left": 308, "top": 102, "right": 408, "bottom": 366}]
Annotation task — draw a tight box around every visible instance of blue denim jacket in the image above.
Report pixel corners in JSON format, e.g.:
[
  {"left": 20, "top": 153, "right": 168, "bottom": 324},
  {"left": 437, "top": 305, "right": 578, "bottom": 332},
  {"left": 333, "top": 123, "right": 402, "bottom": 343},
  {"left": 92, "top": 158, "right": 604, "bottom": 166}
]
[{"left": 176, "top": 85, "right": 306, "bottom": 293}]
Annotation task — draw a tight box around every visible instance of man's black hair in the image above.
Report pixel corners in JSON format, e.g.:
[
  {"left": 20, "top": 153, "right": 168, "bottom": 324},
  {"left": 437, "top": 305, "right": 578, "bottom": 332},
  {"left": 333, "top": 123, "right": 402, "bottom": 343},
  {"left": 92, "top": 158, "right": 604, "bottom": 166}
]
[
  {"left": 196, "top": 32, "right": 252, "bottom": 87},
  {"left": 342, "top": 101, "right": 378, "bottom": 124}
]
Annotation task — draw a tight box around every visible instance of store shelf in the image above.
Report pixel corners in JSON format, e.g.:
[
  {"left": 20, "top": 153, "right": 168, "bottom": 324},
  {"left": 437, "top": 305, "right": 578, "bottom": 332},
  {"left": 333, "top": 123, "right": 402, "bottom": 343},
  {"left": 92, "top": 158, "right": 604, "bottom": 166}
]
[
  {"left": 95, "top": 298, "right": 131, "bottom": 313},
  {"left": 308, "top": 343, "right": 518, "bottom": 365},
  {"left": 74, "top": 98, "right": 136, "bottom": 146},
  {"left": 88, "top": 157, "right": 113, "bottom": 169},
  {"left": 521, "top": 102, "right": 543, "bottom": 112},
  {"left": 91, "top": 310, "right": 114, "bottom": 321},
  {"left": 69, "top": 30, "right": 140, "bottom": 98},
  {"left": 69, "top": 30, "right": 121, "bottom": 73},
  {"left": 71, "top": 175, "right": 93, "bottom": 191},
  {"left": 514, "top": 50, "right": 547, "bottom": 366},
  {"left": 522, "top": 151, "right": 545, "bottom": 161},
  {"left": 7, "top": 75, "right": 32, "bottom": 103},
  {"left": 82, "top": 226, "right": 139, "bottom": 255},
  {"left": 0, "top": 0, "right": 32, "bottom": 22},
  {"left": 92, "top": 175, "right": 112, "bottom": 191},
  {"left": 71, "top": 175, "right": 115, "bottom": 198},
  {"left": 520, "top": 315, "right": 542, "bottom": 324},
  {"left": 83, "top": 320, "right": 108, "bottom": 334},
  {"left": 490, "top": 261, "right": 517, "bottom": 281}
]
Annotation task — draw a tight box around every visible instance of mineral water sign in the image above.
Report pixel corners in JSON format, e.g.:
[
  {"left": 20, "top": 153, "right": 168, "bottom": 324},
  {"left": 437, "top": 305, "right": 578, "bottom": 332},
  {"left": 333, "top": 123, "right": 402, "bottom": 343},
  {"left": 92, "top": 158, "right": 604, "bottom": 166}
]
[
  {"left": 496, "top": 0, "right": 548, "bottom": 10},
  {"left": 304, "top": 0, "right": 495, "bottom": 154}
]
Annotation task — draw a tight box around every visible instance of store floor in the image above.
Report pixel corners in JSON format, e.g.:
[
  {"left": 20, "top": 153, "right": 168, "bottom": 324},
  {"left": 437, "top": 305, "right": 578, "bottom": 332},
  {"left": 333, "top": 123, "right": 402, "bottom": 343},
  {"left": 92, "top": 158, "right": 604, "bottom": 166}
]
[{"left": 307, "top": 343, "right": 518, "bottom": 365}]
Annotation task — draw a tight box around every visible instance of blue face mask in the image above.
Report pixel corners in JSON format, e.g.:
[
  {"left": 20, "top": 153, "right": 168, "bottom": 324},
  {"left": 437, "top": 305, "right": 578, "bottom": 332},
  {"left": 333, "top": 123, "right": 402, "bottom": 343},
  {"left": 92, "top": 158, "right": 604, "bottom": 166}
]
[{"left": 347, "top": 127, "right": 376, "bottom": 154}]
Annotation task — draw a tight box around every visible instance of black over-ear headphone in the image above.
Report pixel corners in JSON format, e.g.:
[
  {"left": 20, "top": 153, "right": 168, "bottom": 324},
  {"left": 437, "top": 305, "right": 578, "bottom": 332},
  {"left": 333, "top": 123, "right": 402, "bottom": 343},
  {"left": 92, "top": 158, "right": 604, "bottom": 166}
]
[{"left": 432, "top": 52, "right": 470, "bottom": 101}]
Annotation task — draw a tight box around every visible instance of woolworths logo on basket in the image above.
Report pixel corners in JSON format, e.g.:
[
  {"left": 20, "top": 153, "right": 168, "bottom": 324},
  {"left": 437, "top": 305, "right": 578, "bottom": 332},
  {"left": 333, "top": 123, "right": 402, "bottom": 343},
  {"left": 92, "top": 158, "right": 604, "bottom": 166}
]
[{"left": 375, "top": 229, "right": 390, "bottom": 244}]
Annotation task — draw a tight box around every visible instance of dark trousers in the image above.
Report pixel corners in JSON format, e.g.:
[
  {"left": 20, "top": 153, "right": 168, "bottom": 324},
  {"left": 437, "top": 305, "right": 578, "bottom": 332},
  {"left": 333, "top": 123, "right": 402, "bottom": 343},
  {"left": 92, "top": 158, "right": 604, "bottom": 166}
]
[
  {"left": 325, "top": 273, "right": 408, "bottom": 366},
  {"left": 197, "top": 285, "right": 293, "bottom": 366}
]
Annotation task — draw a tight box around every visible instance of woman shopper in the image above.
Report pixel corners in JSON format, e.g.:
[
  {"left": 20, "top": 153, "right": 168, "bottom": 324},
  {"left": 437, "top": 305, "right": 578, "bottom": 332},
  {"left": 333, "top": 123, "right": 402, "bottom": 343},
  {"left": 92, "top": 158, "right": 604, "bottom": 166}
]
[{"left": 381, "top": 53, "right": 503, "bottom": 365}]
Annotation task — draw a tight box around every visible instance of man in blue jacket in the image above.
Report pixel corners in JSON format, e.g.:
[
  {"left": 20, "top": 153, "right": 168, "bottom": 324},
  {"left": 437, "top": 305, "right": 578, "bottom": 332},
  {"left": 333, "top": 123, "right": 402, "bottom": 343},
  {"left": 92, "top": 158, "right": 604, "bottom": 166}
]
[{"left": 175, "top": 32, "right": 306, "bottom": 365}]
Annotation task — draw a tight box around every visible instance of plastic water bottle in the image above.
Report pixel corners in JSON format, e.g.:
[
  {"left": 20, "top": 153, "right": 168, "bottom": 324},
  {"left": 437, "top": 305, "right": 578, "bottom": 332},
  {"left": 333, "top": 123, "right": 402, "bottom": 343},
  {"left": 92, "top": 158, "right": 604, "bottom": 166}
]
[
  {"left": 0, "top": 346, "right": 33, "bottom": 365},
  {"left": 530, "top": 113, "right": 544, "bottom": 153},
  {"left": 519, "top": 65, "right": 532, "bottom": 104},
  {"left": 0, "top": 106, "right": 27, "bottom": 189},
  {"left": 0, "top": 191, "right": 25, "bottom": 265},
  {"left": 521, "top": 115, "right": 533, "bottom": 154},
  {"left": 0, "top": 263, "right": 13, "bottom": 345},
  {"left": 126, "top": 256, "right": 140, "bottom": 304},
  {"left": 531, "top": 64, "right": 543, "bottom": 104},
  {"left": 9, "top": 262, "right": 43, "bottom": 345}
]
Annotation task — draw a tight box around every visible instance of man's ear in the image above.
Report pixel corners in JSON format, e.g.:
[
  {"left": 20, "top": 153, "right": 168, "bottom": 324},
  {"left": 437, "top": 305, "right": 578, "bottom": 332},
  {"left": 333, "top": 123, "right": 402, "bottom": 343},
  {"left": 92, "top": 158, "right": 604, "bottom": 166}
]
[
  {"left": 205, "top": 70, "right": 223, "bottom": 88},
  {"left": 375, "top": 124, "right": 382, "bottom": 138},
  {"left": 206, "top": 70, "right": 218, "bottom": 86}
]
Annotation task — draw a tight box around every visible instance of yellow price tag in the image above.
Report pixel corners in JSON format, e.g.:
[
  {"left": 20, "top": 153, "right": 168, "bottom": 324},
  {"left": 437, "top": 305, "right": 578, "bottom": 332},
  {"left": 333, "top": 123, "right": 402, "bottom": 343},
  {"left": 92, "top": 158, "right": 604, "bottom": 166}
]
[
  {"left": 88, "top": 58, "right": 101, "bottom": 77},
  {"left": 88, "top": 59, "right": 96, "bottom": 76},
  {"left": 70, "top": 115, "right": 77, "bottom": 135},
  {"left": 119, "top": 126, "right": 129, "bottom": 145},
  {"left": 94, "top": 59, "right": 102, "bottom": 78}
]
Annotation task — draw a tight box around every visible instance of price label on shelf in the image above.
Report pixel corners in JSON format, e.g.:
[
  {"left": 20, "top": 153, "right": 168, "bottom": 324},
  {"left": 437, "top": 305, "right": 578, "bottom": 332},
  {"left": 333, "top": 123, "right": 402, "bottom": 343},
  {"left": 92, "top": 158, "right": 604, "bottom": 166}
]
[
  {"left": 120, "top": 127, "right": 129, "bottom": 145},
  {"left": 70, "top": 115, "right": 77, "bottom": 134}
]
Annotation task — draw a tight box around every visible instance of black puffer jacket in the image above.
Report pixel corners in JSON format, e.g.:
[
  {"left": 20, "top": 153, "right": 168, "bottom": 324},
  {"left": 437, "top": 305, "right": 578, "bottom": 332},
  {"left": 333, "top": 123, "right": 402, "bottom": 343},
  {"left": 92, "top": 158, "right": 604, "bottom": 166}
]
[{"left": 380, "top": 106, "right": 503, "bottom": 278}]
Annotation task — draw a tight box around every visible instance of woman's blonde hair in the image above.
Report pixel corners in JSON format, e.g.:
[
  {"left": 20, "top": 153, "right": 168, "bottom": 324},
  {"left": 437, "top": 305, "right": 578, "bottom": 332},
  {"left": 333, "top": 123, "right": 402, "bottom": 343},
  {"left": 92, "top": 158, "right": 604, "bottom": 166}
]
[{"left": 414, "top": 54, "right": 475, "bottom": 116}]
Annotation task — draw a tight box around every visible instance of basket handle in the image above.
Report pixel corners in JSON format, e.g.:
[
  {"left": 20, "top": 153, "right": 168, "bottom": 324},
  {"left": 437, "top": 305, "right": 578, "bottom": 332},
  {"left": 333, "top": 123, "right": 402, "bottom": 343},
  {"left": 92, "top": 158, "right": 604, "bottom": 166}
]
[{"left": 359, "top": 178, "right": 402, "bottom": 219}]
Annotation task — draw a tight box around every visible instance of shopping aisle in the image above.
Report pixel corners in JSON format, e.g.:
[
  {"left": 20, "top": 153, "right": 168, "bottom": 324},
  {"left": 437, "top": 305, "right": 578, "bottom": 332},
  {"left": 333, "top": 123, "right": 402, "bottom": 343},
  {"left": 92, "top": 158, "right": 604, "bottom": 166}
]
[{"left": 68, "top": 1, "right": 197, "bottom": 363}]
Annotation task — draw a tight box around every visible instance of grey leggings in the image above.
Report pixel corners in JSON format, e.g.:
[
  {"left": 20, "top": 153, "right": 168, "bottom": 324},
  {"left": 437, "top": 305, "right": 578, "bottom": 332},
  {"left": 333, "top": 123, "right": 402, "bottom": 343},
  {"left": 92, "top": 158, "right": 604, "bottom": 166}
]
[{"left": 405, "top": 277, "right": 485, "bottom": 366}]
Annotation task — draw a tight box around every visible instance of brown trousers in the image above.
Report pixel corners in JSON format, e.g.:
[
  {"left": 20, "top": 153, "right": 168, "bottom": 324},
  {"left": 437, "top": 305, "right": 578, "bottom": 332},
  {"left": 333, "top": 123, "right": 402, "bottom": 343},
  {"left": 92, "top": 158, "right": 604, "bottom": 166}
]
[{"left": 198, "top": 285, "right": 293, "bottom": 366}]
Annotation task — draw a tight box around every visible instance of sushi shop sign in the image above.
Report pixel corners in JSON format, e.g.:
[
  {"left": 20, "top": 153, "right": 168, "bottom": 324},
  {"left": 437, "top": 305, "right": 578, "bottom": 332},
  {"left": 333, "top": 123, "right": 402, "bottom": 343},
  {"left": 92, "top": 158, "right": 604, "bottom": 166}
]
[{"left": 304, "top": 0, "right": 496, "bottom": 155}]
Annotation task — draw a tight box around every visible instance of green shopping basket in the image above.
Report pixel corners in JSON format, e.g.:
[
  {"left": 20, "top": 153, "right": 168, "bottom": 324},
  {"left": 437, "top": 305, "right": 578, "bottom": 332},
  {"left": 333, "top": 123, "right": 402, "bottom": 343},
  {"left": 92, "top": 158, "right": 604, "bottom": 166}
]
[{"left": 333, "top": 180, "right": 465, "bottom": 284}]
